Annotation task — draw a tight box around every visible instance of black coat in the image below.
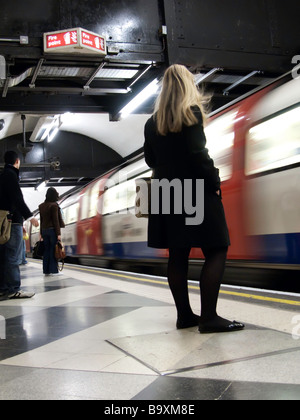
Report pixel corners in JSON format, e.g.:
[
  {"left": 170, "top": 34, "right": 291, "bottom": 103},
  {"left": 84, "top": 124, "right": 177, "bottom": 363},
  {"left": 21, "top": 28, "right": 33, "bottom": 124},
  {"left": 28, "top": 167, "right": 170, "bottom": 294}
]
[
  {"left": 0, "top": 164, "right": 32, "bottom": 224},
  {"left": 144, "top": 109, "right": 230, "bottom": 249}
]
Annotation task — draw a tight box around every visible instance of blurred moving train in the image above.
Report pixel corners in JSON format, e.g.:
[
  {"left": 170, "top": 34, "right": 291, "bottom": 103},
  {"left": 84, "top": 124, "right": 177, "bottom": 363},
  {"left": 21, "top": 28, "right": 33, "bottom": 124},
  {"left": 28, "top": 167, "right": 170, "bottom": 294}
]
[{"left": 28, "top": 73, "right": 300, "bottom": 292}]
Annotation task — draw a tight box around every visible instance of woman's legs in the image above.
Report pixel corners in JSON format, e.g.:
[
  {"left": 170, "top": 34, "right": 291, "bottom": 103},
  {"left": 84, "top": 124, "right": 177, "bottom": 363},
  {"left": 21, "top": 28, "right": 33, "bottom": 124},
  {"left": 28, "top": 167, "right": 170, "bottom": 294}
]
[
  {"left": 42, "top": 231, "right": 51, "bottom": 275},
  {"left": 200, "top": 246, "right": 228, "bottom": 321},
  {"left": 199, "top": 246, "right": 244, "bottom": 331},
  {"left": 167, "top": 246, "right": 244, "bottom": 332},
  {"left": 168, "top": 247, "right": 199, "bottom": 328},
  {"left": 42, "top": 229, "right": 58, "bottom": 275}
]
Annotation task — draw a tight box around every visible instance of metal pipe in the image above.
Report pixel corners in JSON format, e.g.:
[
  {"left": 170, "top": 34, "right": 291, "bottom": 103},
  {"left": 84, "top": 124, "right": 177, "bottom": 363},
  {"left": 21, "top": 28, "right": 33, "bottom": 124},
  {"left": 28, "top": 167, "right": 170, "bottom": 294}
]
[
  {"left": 195, "top": 68, "right": 223, "bottom": 85},
  {"left": 0, "top": 36, "right": 28, "bottom": 44},
  {"left": 83, "top": 62, "right": 106, "bottom": 89},
  {"left": 0, "top": 55, "right": 6, "bottom": 80},
  {"left": 0, "top": 163, "right": 53, "bottom": 168},
  {"left": 21, "top": 115, "right": 26, "bottom": 147},
  {"left": 223, "top": 70, "right": 262, "bottom": 95},
  {"left": 11, "top": 86, "right": 130, "bottom": 95},
  {"left": 128, "top": 64, "right": 153, "bottom": 89},
  {"left": 0, "top": 37, "right": 19, "bottom": 42},
  {"left": 2, "top": 77, "right": 9, "bottom": 98},
  {"left": 29, "top": 59, "right": 45, "bottom": 89}
]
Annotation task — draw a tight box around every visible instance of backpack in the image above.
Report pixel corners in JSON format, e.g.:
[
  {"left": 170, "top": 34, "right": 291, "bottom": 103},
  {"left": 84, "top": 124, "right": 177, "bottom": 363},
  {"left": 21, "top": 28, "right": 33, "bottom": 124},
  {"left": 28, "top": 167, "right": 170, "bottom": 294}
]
[{"left": 0, "top": 210, "right": 11, "bottom": 245}]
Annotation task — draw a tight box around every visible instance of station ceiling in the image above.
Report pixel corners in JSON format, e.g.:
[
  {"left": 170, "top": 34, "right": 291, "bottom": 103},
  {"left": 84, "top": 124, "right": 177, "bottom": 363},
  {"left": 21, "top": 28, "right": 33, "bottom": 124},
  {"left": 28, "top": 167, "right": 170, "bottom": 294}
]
[{"left": 0, "top": 0, "right": 299, "bottom": 189}]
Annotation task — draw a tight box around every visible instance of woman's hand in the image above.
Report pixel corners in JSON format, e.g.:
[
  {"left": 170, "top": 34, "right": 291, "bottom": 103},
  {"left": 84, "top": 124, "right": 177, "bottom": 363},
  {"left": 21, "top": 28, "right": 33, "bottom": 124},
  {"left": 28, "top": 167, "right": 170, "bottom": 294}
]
[{"left": 57, "top": 235, "right": 62, "bottom": 242}]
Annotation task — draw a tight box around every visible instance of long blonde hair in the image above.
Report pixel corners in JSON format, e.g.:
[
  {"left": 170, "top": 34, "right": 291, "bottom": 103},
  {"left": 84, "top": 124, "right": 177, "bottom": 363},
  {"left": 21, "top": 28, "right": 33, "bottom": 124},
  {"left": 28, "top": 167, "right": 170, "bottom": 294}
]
[{"left": 154, "top": 64, "right": 210, "bottom": 136}]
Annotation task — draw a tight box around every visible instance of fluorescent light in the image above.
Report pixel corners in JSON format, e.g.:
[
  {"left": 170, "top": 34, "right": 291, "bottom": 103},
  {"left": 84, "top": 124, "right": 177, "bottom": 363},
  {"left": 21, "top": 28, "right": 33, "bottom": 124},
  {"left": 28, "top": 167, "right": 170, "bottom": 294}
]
[
  {"left": 30, "top": 116, "right": 55, "bottom": 142},
  {"left": 41, "top": 124, "right": 54, "bottom": 141},
  {"left": 30, "top": 115, "right": 61, "bottom": 142},
  {"left": 35, "top": 181, "right": 46, "bottom": 191},
  {"left": 120, "top": 78, "right": 159, "bottom": 118},
  {"left": 47, "top": 126, "right": 59, "bottom": 143}
]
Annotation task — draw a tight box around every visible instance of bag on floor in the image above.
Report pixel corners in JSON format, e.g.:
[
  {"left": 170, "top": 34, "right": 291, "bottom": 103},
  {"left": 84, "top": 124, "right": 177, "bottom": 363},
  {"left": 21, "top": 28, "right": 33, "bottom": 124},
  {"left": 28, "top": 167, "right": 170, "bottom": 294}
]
[
  {"left": 32, "top": 240, "right": 45, "bottom": 259},
  {"left": 55, "top": 241, "right": 66, "bottom": 271},
  {"left": 0, "top": 210, "right": 12, "bottom": 245}
]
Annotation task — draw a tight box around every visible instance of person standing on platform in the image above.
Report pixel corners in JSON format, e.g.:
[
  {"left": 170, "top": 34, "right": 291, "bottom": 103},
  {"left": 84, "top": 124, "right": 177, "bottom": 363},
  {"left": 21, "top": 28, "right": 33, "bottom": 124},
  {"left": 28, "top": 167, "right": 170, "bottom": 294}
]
[
  {"left": 0, "top": 151, "right": 39, "bottom": 299},
  {"left": 39, "top": 187, "right": 65, "bottom": 276},
  {"left": 144, "top": 64, "right": 244, "bottom": 334}
]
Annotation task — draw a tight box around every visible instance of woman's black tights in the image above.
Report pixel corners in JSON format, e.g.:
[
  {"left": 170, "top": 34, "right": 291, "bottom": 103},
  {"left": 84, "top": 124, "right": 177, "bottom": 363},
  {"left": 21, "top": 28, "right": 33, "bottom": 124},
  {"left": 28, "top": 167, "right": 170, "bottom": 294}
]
[
  {"left": 167, "top": 248, "right": 193, "bottom": 322},
  {"left": 168, "top": 246, "right": 228, "bottom": 324}
]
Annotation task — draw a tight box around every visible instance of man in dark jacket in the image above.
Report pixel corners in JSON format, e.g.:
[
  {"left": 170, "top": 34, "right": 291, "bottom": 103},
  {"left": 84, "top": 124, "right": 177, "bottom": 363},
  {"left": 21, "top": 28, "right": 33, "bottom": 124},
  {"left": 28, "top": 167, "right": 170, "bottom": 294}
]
[{"left": 0, "top": 151, "right": 39, "bottom": 299}]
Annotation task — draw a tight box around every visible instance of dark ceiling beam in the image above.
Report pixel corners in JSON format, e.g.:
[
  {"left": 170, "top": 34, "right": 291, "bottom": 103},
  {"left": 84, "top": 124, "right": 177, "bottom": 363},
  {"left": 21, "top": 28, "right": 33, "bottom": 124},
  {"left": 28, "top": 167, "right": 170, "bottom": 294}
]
[{"left": 0, "top": 91, "right": 117, "bottom": 113}]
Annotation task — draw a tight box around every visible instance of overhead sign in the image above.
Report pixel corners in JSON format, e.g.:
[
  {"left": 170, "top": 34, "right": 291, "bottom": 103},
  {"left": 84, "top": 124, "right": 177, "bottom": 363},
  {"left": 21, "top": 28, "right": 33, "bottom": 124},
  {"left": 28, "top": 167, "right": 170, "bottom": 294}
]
[{"left": 44, "top": 27, "right": 106, "bottom": 56}]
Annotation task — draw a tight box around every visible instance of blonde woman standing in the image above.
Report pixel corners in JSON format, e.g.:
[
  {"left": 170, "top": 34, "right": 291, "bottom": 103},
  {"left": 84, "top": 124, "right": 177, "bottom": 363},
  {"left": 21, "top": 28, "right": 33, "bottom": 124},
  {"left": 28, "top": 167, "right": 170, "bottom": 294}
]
[{"left": 144, "top": 64, "right": 244, "bottom": 334}]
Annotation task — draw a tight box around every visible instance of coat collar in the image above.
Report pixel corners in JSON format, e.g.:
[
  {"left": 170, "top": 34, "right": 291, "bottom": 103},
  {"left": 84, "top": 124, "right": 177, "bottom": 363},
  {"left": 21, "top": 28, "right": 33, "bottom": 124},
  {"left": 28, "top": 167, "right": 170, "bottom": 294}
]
[{"left": 5, "top": 164, "right": 20, "bottom": 177}]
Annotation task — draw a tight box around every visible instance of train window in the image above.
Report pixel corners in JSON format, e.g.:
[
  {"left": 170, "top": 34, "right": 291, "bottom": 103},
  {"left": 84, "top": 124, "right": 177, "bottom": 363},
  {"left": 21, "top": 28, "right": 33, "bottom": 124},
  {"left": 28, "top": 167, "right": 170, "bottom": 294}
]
[
  {"left": 69, "top": 203, "right": 79, "bottom": 224},
  {"left": 204, "top": 110, "right": 236, "bottom": 181},
  {"left": 103, "top": 180, "right": 134, "bottom": 215},
  {"left": 61, "top": 207, "right": 68, "bottom": 225},
  {"left": 103, "top": 171, "right": 152, "bottom": 215},
  {"left": 88, "top": 180, "right": 102, "bottom": 218},
  {"left": 245, "top": 105, "right": 300, "bottom": 175},
  {"left": 64, "top": 203, "right": 79, "bottom": 225},
  {"left": 80, "top": 188, "right": 91, "bottom": 220},
  {"left": 60, "top": 193, "right": 80, "bottom": 224}
]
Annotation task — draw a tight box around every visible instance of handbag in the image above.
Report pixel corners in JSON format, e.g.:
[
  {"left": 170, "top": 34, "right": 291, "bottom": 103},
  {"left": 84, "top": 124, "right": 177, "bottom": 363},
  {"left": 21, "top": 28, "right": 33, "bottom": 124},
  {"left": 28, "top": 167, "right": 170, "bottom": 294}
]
[
  {"left": 135, "top": 177, "right": 152, "bottom": 218},
  {"left": 55, "top": 241, "right": 66, "bottom": 271},
  {"left": 32, "top": 240, "right": 45, "bottom": 259},
  {"left": 0, "top": 210, "right": 11, "bottom": 245}
]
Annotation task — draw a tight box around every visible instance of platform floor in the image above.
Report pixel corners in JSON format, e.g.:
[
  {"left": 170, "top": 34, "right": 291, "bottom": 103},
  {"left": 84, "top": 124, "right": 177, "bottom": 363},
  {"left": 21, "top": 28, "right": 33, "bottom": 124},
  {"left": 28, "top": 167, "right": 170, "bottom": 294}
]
[{"left": 0, "top": 261, "right": 299, "bottom": 401}]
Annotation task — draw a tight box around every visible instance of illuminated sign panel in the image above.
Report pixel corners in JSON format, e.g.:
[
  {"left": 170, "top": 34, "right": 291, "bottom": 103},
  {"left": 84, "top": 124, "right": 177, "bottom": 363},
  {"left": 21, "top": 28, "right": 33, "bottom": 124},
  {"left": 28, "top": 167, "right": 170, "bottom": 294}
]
[
  {"left": 46, "top": 30, "right": 78, "bottom": 49},
  {"left": 44, "top": 28, "right": 106, "bottom": 56},
  {"left": 81, "top": 30, "right": 106, "bottom": 53}
]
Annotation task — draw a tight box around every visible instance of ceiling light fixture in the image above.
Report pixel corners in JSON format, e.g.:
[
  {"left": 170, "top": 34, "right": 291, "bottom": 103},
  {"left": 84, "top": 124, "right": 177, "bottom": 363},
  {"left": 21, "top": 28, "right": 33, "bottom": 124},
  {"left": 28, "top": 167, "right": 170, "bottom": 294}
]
[
  {"left": 47, "top": 126, "right": 59, "bottom": 143},
  {"left": 30, "top": 115, "right": 62, "bottom": 142},
  {"left": 120, "top": 78, "right": 160, "bottom": 119}
]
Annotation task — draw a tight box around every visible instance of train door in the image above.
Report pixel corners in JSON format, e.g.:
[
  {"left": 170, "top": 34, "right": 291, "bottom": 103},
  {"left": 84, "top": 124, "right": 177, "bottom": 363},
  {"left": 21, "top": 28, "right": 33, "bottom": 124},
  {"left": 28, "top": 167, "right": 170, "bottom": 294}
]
[
  {"left": 205, "top": 108, "right": 243, "bottom": 260},
  {"left": 244, "top": 78, "right": 300, "bottom": 264},
  {"left": 60, "top": 193, "right": 80, "bottom": 256},
  {"left": 226, "top": 88, "right": 271, "bottom": 261},
  {"left": 189, "top": 106, "right": 248, "bottom": 260},
  {"left": 77, "top": 177, "right": 110, "bottom": 257},
  {"left": 77, "top": 180, "right": 100, "bottom": 255}
]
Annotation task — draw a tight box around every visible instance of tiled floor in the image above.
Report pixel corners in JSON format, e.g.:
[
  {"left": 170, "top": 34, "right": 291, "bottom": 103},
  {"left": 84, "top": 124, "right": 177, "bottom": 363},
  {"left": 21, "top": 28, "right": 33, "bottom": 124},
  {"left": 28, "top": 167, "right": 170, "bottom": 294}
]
[{"left": 0, "top": 261, "right": 299, "bottom": 400}]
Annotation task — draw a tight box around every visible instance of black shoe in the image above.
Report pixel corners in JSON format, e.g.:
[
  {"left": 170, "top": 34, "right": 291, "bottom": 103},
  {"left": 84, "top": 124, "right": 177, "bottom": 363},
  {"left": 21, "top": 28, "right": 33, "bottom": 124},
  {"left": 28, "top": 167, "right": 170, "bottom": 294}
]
[
  {"left": 177, "top": 314, "right": 200, "bottom": 330},
  {"left": 199, "top": 320, "right": 245, "bottom": 334},
  {"left": 7, "top": 290, "right": 35, "bottom": 299}
]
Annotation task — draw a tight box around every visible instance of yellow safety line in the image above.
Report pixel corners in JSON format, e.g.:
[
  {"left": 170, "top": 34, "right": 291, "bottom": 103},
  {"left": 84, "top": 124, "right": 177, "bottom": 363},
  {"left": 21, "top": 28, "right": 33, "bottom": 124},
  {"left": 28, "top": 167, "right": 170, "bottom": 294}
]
[
  {"left": 68, "top": 265, "right": 169, "bottom": 286},
  {"left": 66, "top": 264, "right": 300, "bottom": 307},
  {"left": 219, "top": 290, "right": 300, "bottom": 306}
]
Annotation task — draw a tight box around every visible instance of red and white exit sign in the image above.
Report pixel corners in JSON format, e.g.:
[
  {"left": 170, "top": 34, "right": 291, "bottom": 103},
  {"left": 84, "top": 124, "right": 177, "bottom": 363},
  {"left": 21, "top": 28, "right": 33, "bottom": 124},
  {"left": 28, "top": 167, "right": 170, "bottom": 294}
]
[{"left": 44, "top": 28, "right": 106, "bottom": 56}]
